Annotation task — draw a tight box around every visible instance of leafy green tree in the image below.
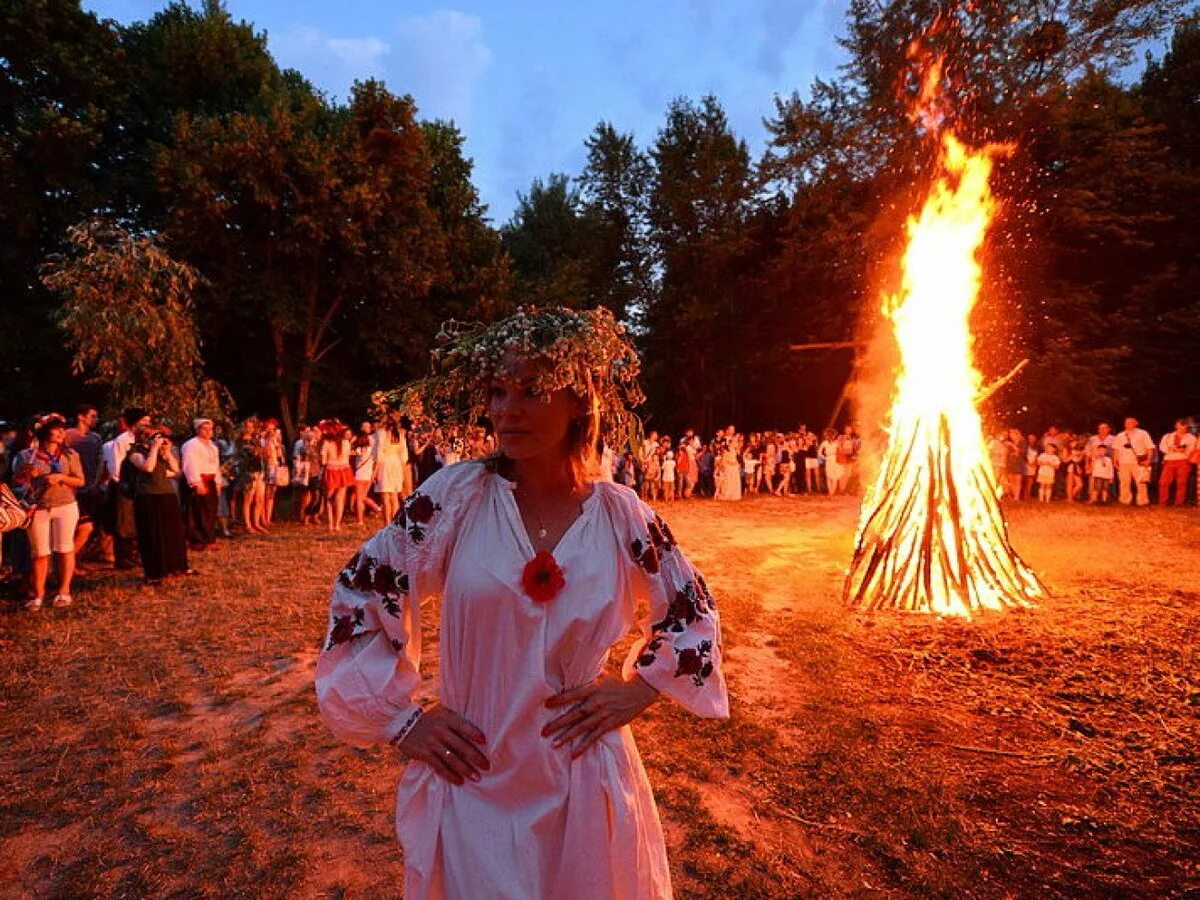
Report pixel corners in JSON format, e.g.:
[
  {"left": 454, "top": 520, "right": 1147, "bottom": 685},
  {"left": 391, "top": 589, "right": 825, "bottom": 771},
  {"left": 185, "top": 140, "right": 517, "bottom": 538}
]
[
  {"left": 158, "top": 79, "right": 448, "bottom": 435},
  {"left": 0, "top": 0, "right": 126, "bottom": 411},
  {"left": 501, "top": 173, "right": 593, "bottom": 308},
  {"left": 577, "top": 123, "right": 653, "bottom": 321},
  {"left": 114, "top": 0, "right": 282, "bottom": 222},
  {"left": 41, "top": 219, "right": 232, "bottom": 425},
  {"left": 643, "top": 96, "right": 755, "bottom": 434}
]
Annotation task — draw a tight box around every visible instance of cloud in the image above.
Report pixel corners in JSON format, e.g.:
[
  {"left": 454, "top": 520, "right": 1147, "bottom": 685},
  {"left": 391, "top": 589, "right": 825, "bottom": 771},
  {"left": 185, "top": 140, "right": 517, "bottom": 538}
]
[
  {"left": 388, "top": 10, "right": 493, "bottom": 124},
  {"left": 270, "top": 24, "right": 390, "bottom": 99},
  {"left": 267, "top": 9, "right": 493, "bottom": 121}
]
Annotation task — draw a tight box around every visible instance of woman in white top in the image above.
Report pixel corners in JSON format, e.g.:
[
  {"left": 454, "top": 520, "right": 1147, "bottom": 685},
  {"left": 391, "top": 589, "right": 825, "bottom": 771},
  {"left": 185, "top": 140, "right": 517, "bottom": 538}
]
[
  {"left": 320, "top": 425, "right": 354, "bottom": 533},
  {"left": 373, "top": 418, "right": 410, "bottom": 525},
  {"left": 819, "top": 428, "right": 843, "bottom": 495},
  {"left": 316, "top": 307, "right": 726, "bottom": 899}
]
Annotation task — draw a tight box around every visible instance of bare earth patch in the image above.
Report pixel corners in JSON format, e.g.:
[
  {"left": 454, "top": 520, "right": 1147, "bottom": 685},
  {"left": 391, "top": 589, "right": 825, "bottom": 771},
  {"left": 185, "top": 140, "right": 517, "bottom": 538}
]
[{"left": 1, "top": 497, "right": 1197, "bottom": 898}]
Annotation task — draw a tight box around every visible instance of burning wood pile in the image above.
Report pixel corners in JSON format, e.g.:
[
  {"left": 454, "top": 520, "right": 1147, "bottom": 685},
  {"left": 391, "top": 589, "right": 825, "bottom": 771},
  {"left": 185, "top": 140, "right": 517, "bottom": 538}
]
[{"left": 845, "top": 61, "right": 1043, "bottom": 617}]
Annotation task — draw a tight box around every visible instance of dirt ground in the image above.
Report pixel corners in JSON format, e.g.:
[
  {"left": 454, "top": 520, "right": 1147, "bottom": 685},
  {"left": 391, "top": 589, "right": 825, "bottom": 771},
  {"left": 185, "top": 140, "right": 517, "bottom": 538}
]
[{"left": 1, "top": 493, "right": 1197, "bottom": 899}]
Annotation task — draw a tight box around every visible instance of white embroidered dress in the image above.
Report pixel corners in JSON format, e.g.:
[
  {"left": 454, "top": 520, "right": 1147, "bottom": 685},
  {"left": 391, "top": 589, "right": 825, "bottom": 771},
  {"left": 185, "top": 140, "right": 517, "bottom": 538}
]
[{"left": 316, "top": 462, "right": 728, "bottom": 899}]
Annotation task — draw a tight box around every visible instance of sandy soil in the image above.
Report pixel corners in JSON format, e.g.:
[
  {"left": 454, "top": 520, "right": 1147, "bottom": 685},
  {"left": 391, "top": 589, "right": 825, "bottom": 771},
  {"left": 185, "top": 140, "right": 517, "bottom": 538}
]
[{"left": 0, "top": 493, "right": 1197, "bottom": 898}]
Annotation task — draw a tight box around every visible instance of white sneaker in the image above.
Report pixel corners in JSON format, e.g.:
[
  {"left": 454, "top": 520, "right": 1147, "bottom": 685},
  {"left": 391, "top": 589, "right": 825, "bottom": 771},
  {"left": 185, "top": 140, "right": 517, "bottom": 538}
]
[
  {"left": 24, "top": 596, "right": 43, "bottom": 611},
  {"left": 52, "top": 594, "right": 72, "bottom": 608}
]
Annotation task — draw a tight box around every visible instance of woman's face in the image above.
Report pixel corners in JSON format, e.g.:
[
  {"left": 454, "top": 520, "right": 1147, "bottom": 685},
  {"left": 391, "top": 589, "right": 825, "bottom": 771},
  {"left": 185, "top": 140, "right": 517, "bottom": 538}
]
[
  {"left": 488, "top": 358, "right": 581, "bottom": 463},
  {"left": 45, "top": 426, "right": 65, "bottom": 447}
]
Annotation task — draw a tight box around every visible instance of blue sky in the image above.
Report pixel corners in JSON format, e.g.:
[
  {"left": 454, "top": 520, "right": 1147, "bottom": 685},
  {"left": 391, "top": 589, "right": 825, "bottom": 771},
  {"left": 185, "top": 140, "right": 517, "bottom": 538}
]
[{"left": 83, "top": 0, "right": 850, "bottom": 223}]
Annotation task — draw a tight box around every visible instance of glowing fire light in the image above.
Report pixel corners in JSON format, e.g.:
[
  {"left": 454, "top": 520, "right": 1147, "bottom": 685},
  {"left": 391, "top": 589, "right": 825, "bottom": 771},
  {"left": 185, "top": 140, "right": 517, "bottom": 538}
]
[{"left": 845, "top": 132, "right": 1043, "bottom": 617}]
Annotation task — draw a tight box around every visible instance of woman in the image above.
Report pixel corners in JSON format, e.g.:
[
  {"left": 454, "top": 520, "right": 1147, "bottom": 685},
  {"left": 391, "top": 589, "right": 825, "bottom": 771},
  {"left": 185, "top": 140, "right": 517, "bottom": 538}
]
[
  {"left": 127, "top": 424, "right": 192, "bottom": 585},
  {"left": 1003, "top": 428, "right": 1024, "bottom": 500},
  {"left": 351, "top": 422, "right": 379, "bottom": 526},
  {"left": 320, "top": 424, "right": 354, "bottom": 532},
  {"left": 17, "top": 419, "right": 85, "bottom": 609},
  {"left": 260, "top": 419, "right": 285, "bottom": 527},
  {"left": 374, "top": 417, "right": 410, "bottom": 526},
  {"left": 714, "top": 440, "right": 742, "bottom": 501},
  {"left": 316, "top": 307, "right": 727, "bottom": 899},
  {"left": 237, "top": 420, "right": 268, "bottom": 534},
  {"left": 820, "top": 428, "right": 843, "bottom": 495}
]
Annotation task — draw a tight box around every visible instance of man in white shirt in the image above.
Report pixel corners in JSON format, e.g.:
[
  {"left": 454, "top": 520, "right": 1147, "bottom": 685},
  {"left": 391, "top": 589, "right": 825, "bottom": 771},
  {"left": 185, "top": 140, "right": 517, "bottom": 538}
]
[
  {"left": 102, "top": 407, "right": 149, "bottom": 568},
  {"left": 1157, "top": 419, "right": 1196, "bottom": 507},
  {"left": 182, "top": 419, "right": 221, "bottom": 548},
  {"left": 1112, "top": 416, "right": 1155, "bottom": 506}
]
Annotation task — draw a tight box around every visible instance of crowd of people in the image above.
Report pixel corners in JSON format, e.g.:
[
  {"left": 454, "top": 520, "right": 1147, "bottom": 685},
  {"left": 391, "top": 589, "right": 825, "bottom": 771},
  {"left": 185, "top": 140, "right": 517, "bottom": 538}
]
[{"left": 2, "top": 403, "right": 1196, "bottom": 612}]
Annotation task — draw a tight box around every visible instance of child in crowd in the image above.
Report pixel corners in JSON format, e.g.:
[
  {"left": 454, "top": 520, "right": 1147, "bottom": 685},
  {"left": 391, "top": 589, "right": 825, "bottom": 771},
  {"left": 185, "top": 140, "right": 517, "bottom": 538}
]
[
  {"left": 1064, "top": 443, "right": 1087, "bottom": 502},
  {"left": 1090, "top": 445, "right": 1114, "bottom": 504},
  {"left": 641, "top": 448, "right": 661, "bottom": 502},
  {"left": 660, "top": 450, "right": 676, "bottom": 502},
  {"left": 1035, "top": 444, "right": 1060, "bottom": 502}
]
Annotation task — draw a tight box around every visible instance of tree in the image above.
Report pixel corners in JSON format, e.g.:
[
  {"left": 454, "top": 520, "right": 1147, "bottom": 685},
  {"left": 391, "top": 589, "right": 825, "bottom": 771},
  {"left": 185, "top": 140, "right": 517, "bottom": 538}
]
[
  {"left": 114, "top": 0, "right": 282, "bottom": 223},
  {"left": 0, "top": 0, "right": 127, "bottom": 411},
  {"left": 158, "top": 79, "right": 447, "bottom": 435},
  {"left": 41, "top": 220, "right": 232, "bottom": 425},
  {"left": 643, "top": 96, "right": 756, "bottom": 434},
  {"left": 577, "top": 123, "right": 653, "bottom": 321},
  {"left": 501, "top": 173, "right": 593, "bottom": 308}
]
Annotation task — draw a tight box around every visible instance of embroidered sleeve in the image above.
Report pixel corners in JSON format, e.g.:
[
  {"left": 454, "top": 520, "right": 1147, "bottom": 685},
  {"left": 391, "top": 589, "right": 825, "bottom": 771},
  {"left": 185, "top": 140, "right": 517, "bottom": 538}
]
[
  {"left": 623, "top": 503, "right": 729, "bottom": 719},
  {"left": 314, "top": 462, "right": 486, "bottom": 747}
]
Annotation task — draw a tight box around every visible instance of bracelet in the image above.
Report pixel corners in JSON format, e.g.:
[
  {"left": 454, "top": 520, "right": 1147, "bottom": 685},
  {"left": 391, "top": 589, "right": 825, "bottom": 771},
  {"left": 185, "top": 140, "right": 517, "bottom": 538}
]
[{"left": 389, "top": 708, "right": 424, "bottom": 748}]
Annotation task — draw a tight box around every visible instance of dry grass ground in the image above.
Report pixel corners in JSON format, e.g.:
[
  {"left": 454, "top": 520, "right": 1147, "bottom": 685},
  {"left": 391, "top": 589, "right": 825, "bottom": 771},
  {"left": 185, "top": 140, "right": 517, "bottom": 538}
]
[{"left": 1, "top": 494, "right": 1197, "bottom": 898}]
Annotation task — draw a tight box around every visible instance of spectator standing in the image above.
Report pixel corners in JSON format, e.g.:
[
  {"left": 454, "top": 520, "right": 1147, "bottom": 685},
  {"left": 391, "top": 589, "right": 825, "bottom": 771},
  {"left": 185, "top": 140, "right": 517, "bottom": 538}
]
[
  {"left": 660, "top": 450, "right": 677, "bottom": 502},
  {"left": 127, "top": 423, "right": 192, "bottom": 585},
  {"left": 320, "top": 425, "right": 354, "bottom": 533},
  {"left": 1157, "top": 419, "right": 1196, "bottom": 506},
  {"left": 1035, "top": 444, "right": 1061, "bottom": 502},
  {"left": 102, "top": 407, "right": 147, "bottom": 569},
  {"left": 181, "top": 419, "right": 221, "bottom": 549},
  {"left": 64, "top": 404, "right": 103, "bottom": 560},
  {"left": 373, "top": 418, "right": 409, "bottom": 526},
  {"left": 17, "top": 419, "right": 85, "bottom": 609},
  {"left": 1113, "top": 417, "right": 1154, "bottom": 507},
  {"left": 1090, "top": 445, "right": 1114, "bottom": 504}
]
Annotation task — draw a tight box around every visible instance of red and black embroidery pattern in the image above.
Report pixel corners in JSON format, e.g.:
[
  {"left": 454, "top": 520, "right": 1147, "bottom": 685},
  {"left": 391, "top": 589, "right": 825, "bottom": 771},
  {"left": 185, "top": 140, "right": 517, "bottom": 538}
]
[
  {"left": 337, "top": 550, "right": 409, "bottom": 616},
  {"left": 674, "top": 641, "right": 715, "bottom": 686},
  {"left": 327, "top": 606, "right": 366, "bottom": 649},
  {"left": 398, "top": 491, "right": 441, "bottom": 543},
  {"left": 631, "top": 512, "right": 719, "bottom": 687}
]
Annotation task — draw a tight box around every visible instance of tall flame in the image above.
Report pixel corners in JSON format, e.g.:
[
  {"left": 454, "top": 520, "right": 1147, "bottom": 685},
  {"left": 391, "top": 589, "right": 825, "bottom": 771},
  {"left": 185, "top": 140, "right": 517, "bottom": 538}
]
[{"left": 845, "top": 132, "right": 1042, "bottom": 617}]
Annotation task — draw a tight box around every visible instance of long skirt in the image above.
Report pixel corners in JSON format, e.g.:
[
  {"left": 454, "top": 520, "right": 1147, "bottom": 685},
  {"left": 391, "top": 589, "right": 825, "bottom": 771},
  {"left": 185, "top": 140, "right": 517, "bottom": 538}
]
[
  {"left": 185, "top": 478, "right": 219, "bottom": 547},
  {"left": 134, "top": 493, "right": 189, "bottom": 581}
]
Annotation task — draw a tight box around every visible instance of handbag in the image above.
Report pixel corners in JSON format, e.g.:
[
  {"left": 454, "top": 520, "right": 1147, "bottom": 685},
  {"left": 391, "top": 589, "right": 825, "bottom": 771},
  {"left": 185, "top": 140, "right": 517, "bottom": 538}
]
[
  {"left": 274, "top": 465, "right": 290, "bottom": 488},
  {"left": 0, "top": 483, "right": 33, "bottom": 532}
]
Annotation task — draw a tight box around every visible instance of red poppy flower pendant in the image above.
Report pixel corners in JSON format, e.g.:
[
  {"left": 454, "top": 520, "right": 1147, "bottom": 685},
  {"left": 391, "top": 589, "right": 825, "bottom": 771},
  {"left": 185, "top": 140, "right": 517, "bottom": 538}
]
[{"left": 522, "top": 550, "right": 565, "bottom": 604}]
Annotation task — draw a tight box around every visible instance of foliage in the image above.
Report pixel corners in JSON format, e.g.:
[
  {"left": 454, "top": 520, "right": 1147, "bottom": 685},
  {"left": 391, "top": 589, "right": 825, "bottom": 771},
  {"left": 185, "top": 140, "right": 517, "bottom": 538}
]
[
  {"left": 420, "top": 305, "right": 645, "bottom": 450},
  {"left": 157, "top": 79, "right": 448, "bottom": 437},
  {"left": 501, "top": 174, "right": 593, "bottom": 308},
  {"left": 642, "top": 96, "right": 756, "bottom": 434},
  {"left": 41, "top": 219, "right": 233, "bottom": 425}
]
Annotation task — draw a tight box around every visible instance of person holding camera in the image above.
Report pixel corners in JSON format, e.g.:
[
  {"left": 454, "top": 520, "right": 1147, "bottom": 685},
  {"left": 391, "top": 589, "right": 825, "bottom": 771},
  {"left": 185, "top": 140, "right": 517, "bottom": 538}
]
[
  {"left": 16, "top": 418, "right": 85, "bottom": 609},
  {"left": 1113, "top": 416, "right": 1155, "bottom": 507},
  {"left": 127, "top": 423, "right": 193, "bottom": 585}
]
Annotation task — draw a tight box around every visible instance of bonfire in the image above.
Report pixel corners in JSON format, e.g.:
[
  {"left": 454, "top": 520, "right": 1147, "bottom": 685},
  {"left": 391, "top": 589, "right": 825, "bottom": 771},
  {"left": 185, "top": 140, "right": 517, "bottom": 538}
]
[{"left": 845, "top": 83, "right": 1043, "bottom": 617}]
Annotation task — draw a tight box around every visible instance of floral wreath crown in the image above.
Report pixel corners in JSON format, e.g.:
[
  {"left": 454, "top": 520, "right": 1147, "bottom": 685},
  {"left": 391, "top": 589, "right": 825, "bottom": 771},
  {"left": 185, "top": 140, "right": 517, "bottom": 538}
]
[{"left": 374, "top": 306, "right": 645, "bottom": 450}]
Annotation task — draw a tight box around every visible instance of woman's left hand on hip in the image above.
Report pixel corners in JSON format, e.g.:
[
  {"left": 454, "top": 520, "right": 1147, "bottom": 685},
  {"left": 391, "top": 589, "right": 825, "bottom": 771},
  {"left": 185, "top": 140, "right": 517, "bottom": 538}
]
[{"left": 543, "top": 674, "right": 658, "bottom": 758}]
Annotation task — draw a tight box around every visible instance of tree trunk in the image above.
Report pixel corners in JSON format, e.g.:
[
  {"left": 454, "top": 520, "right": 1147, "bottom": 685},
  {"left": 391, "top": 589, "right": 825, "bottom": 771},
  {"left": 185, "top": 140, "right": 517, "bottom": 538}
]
[{"left": 271, "top": 324, "right": 295, "bottom": 439}]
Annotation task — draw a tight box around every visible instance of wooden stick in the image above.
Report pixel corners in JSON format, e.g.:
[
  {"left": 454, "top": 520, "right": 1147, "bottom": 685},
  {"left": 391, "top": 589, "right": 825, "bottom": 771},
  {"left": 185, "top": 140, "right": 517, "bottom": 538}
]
[
  {"left": 933, "top": 742, "right": 1040, "bottom": 759},
  {"left": 977, "top": 358, "right": 1029, "bottom": 403},
  {"left": 771, "top": 805, "right": 865, "bottom": 835}
]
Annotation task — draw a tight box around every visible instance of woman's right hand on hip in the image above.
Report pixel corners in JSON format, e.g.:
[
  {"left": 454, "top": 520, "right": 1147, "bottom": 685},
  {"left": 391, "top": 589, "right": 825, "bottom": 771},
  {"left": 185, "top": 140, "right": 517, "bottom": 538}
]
[{"left": 399, "top": 705, "right": 489, "bottom": 785}]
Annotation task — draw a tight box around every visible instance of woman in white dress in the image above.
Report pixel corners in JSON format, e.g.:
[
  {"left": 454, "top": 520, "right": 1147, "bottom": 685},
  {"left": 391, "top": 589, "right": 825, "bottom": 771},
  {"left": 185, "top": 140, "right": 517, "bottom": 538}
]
[
  {"left": 373, "top": 418, "right": 410, "bottom": 525},
  {"left": 819, "top": 428, "right": 843, "bottom": 495},
  {"left": 714, "top": 442, "right": 742, "bottom": 501},
  {"left": 316, "top": 307, "right": 727, "bottom": 899}
]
